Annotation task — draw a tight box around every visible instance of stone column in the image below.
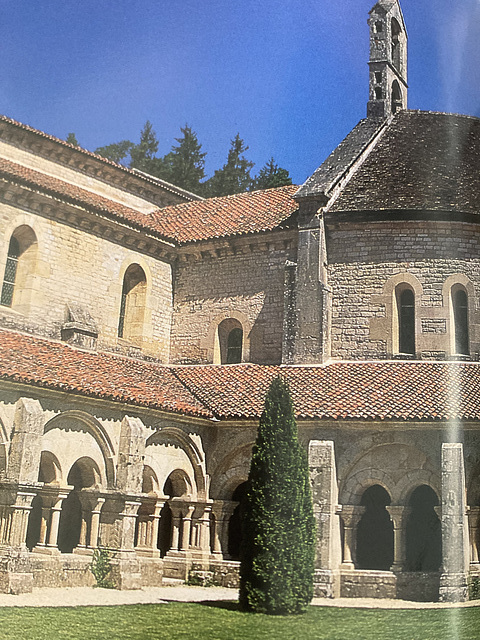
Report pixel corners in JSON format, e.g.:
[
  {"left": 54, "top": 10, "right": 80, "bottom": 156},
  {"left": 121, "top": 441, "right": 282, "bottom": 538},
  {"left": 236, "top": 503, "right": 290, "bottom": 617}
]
[
  {"left": 468, "top": 506, "right": 480, "bottom": 565},
  {"left": 339, "top": 505, "right": 365, "bottom": 568},
  {"left": 386, "top": 506, "right": 410, "bottom": 572},
  {"left": 309, "top": 440, "right": 341, "bottom": 598},
  {"left": 439, "top": 443, "right": 469, "bottom": 603},
  {"left": 88, "top": 498, "right": 105, "bottom": 549},
  {"left": 36, "top": 504, "right": 51, "bottom": 548},
  {"left": 170, "top": 506, "right": 182, "bottom": 552},
  {"left": 180, "top": 505, "right": 195, "bottom": 552},
  {"left": 10, "top": 490, "right": 37, "bottom": 548},
  {"left": 149, "top": 501, "right": 164, "bottom": 556},
  {"left": 47, "top": 492, "right": 69, "bottom": 550},
  {"left": 211, "top": 501, "right": 236, "bottom": 558},
  {"left": 198, "top": 505, "right": 212, "bottom": 553}
]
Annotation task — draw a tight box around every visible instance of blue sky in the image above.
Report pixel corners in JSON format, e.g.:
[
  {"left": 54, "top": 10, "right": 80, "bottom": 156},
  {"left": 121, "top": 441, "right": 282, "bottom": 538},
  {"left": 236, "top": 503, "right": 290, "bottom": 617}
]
[{"left": 1, "top": 0, "right": 479, "bottom": 185}]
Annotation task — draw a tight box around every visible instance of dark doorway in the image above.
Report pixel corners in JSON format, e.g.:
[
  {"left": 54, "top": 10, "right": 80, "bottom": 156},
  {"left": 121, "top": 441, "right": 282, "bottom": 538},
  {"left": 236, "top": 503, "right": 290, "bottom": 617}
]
[
  {"left": 25, "top": 494, "right": 43, "bottom": 550},
  {"left": 228, "top": 482, "right": 248, "bottom": 560},
  {"left": 356, "top": 485, "right": 394, "bottom": 570},
  {"left": 157, "top": 501, "right": 173, "bottom": 557},
  {"left": 405, "top": 485, "right": 442, "bottom": 571}
]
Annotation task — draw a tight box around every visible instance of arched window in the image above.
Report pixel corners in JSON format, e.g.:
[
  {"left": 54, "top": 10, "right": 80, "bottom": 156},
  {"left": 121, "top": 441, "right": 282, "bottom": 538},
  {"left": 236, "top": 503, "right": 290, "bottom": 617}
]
[
  {"left": 397, "top": 287, "right": 415, "bottom": 355},
  {"left": 453, "top": 288, "right": 469, "bottom": 355},
  {"left": 1, "top": 226, "right": 37, "bottom": 309},
  {"left": 118, "top": 264, "right": 147, "bottom": 342},
  {"left": 391, "top": 80, "right": 402, "bottom": 114},
  {"left": 214, "top": 318, "right": 244, "bottom": 364},
  {"left": 391, "top": 18, "right": 402, "bottom": 71},
  {"left": 227, "top": 327, "right": 243, "bottom": 364}
]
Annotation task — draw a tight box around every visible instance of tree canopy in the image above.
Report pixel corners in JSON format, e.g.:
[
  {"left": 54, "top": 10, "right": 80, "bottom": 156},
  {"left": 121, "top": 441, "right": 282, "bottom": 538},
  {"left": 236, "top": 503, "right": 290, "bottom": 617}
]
[{"left": 94, "top": 122, "right": 292, "bottom": 197}]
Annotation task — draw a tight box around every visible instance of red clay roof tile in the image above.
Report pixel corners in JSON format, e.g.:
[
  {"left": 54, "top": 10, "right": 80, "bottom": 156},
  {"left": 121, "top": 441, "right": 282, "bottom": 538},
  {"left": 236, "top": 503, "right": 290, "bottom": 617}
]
[
  {"left": 2, "top": 329, "right": 480, "bottom": 423},
  {"left": 0, "top": 329, "right": 212, "bottom": 418},
  {"left": 0, "top": 157, "right": 298, "bottom": 245},
  {"left": 151, "top": 185, "right": 299, "bottom": 244}
]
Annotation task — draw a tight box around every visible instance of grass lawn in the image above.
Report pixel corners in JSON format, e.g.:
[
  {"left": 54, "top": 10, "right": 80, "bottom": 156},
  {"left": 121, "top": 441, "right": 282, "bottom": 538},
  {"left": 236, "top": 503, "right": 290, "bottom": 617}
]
[{"left": 0, "top": 601, "right": 478, "bottom": 640}]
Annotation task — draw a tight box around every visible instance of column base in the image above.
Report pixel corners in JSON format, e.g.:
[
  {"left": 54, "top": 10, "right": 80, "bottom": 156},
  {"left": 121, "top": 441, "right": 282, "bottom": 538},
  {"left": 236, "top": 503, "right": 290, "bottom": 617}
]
[
  {"left": 439, "top": 572, "right": 468, "bottom": 603},
  {"left": 32, "top": 545, "right": 60, "bottom": 556},
  {"left": 110, "top": 557, "right": 142, "bottom": 590},
  {"left": 313, "top": 569, "right": 340, "bottom": 598}
]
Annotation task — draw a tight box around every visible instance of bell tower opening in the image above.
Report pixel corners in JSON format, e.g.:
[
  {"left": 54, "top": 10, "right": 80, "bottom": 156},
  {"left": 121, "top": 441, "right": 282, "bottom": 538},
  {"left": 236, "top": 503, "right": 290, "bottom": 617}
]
[{"left": 367, "top": 1, "right": 408, "bottom": 119}]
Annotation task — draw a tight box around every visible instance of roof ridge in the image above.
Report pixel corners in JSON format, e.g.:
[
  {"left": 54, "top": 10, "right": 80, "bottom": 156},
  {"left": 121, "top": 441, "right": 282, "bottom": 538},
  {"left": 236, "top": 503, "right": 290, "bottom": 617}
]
[
  {"left": 0, "top": 114, "right": 200, "bottom": 201},
  {"left": 323, "top": 117, "right": 391, "bottom": 214}
]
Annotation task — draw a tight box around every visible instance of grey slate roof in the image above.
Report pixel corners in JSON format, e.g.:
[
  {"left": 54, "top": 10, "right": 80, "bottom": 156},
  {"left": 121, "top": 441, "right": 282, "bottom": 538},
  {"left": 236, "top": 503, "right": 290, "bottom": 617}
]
[
  {"left": 329, "top": 110, "right": 480, "bottom": 215},
  {"left": 296, "top": 110, "right": 480, "bottom": 218},
  {"left": 295, "top": 118, "right": 384, "bottom": 200}
]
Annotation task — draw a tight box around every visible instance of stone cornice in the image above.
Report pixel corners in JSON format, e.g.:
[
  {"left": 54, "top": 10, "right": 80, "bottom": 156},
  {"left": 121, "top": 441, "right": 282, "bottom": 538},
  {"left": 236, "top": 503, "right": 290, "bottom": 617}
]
[
  {"left": 176, "top": 228, "right": 298, "bottom": 262},
  {"left": 0, "top": 117, "right": 198, "bottom": 208},
  {"left": 0, "top": 177, "right": 177, "bottom": 263}
]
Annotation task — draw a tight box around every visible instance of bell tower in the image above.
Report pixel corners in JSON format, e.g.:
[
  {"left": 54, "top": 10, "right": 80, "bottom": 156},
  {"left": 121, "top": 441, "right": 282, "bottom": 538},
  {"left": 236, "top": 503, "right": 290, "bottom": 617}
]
[{"left": 367, "top": 0, "right": 408, "bottom": 119}]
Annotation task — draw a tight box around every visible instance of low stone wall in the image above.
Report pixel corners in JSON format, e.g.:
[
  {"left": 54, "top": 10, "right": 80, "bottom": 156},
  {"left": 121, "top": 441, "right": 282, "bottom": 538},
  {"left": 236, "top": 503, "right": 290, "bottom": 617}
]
[
  {"left": 341, "top": 570, "right": 396, "bottom": 599},
  {"left": 396, "top": 572, "right": 440, "bottom": 602},
  {"left": 30, "top": 554, "right": 95, "bottom": 589}
]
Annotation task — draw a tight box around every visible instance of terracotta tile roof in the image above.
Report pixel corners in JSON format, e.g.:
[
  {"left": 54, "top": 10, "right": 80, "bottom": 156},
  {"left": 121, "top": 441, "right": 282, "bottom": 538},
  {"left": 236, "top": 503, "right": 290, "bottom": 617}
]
[
  {"left": 329, "top": 111, "right": 480, "bottom": 215},
  {"left": 174, "top": 361, "right": 480, "bottom": 421},
  {"left": 0, "top": 329, "right": 212, "bottom": 418},
  {"left": 0, "top": 156, "right": 173, "bottom": 239},
  {"left": 0, "top": 157, "right": 298, "bottom": 245},
  {"left": 151, "top": 185, "right": 299, "bottom": 244},
  {"left": 2, "top": 329, "right": 480, "bottom": 423}
]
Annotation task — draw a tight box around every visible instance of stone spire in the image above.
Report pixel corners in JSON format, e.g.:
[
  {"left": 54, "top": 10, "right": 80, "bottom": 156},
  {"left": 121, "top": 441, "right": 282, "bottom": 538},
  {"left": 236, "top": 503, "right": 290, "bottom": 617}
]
[{"left": 367, "top": 0, "right": 408, "bottom": 119}]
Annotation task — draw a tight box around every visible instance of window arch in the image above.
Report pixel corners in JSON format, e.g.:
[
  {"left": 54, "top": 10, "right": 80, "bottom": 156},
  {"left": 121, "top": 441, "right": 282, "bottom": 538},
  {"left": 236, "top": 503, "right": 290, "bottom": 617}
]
[
  {"left": 118, "top": 264, "right": 147, "bottom": 342},
  {"left": 1, "top": 226, "right": 37, "bottom": 310},
  {"left": 391, "top": 18, "right": 402, "bottom": 71},
  {"left": 214, "top": 318, "right": 244, "bottom": 364},
  {"left": 391, "top": 80, "right": 402, "bottom": 114},
  {"left": 396, "top": 286, "right": 415, "bottom": 355},
  {"left": 452, "top": 287, "right": 469, "bottom": 355}
]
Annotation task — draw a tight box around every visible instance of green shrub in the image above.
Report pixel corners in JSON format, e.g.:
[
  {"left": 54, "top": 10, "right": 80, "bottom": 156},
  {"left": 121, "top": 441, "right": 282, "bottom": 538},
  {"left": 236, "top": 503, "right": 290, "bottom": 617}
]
[
  {"left": 239, "top": 376, "right": 315, "bottom": 615},
  {"left": 90, "top": 547, "right": 116, "bottom": 589}
]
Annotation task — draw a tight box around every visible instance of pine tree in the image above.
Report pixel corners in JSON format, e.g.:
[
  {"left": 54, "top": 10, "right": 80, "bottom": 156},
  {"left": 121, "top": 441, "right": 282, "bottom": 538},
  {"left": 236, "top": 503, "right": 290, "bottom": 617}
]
[
  {"left": 129, "top": 120, "right": 159, "bottom": 172},
  {"left": 239, "top": 376, "right": 315, "bottom": 615},
  {"left": 205, "top": 133, "right": 254, "bottom": 196},
  {"left": 252, "top": 157, "right": 292, "bottom": 191},
  {"left": 168, "top": 124, "right": 206, "bottom": 193},
  {"left": 95, "top": 140, "right": 134, "bottom": 164},
  {"left": 66, "top": 132, "right": 79, "bottom": 147}
]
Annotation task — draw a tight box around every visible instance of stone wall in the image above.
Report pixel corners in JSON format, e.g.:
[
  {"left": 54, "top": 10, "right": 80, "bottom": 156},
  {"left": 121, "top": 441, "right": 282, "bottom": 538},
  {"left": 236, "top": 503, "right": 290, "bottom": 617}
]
[
  {"left": 0, "top": 205, "right": 173, "bottom": 360},
  {"left": 327, "top": 220, "right": 480, "bottom": 360},
  {"left": 171, "top": 235, "right": 297, "bottom": 364}
]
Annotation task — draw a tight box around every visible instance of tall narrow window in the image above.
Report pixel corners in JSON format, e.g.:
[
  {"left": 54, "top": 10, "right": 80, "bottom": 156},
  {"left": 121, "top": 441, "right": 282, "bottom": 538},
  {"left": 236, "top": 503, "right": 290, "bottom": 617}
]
[
  {"left": 214, "top": 318, "right": 244, "bottom": 364},
  {"left": 1, "top": 226, "right": 37, "bottom": 311},
  {"left": 1, "top": 236, "right": 20, "bottom": 307},
  {"left": 398, "top": 288, "right": 415, "bottom": 355},
  {"left": 226, "top": 328, "right": 243, "bottom": 364},
  {"left": 453, "top": 288, "right": 469, "bottom": 355},
  {"left": 118, "top": 264, "right": 147, "bottom": 343},
  {"left": 391, "top": 80, "right": 402, "bottom": 114}
]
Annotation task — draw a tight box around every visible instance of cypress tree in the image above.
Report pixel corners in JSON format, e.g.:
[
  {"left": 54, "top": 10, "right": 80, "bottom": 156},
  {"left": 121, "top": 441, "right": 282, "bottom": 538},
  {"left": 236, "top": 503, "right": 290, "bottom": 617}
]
[{"left": 239, "top": 376, "right": 315, "bottom": 615}]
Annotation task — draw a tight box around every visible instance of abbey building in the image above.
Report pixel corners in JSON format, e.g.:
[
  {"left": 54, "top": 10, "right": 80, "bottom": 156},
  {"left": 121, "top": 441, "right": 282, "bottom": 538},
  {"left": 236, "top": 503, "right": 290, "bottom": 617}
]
[{"left": 0, "top": 0, "right": 478, "bottom": 601}]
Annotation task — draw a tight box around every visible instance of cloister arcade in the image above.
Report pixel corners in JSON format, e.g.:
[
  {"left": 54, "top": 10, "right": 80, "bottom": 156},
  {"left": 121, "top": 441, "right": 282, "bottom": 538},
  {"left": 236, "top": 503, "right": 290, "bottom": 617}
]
[{"left": 0, "top": 396, "right": 479, "bottom": 600}]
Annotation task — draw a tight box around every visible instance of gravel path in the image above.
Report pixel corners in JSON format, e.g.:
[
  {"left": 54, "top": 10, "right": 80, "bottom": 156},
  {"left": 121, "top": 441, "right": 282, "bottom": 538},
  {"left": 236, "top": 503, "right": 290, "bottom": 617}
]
[{"left": 0, "top": 585, "right": 478, "bottom": 609}]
